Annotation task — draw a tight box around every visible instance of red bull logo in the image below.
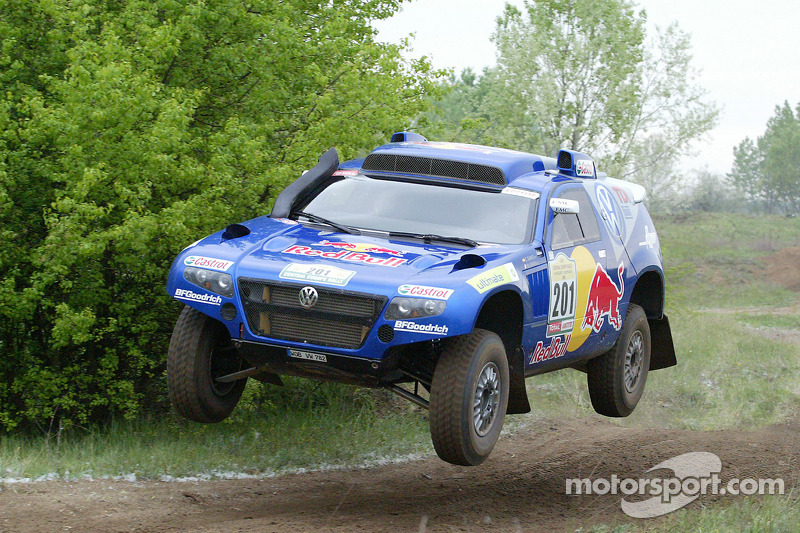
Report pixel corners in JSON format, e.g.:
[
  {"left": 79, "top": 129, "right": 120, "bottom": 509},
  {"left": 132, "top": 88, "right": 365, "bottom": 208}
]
[
  {"left": 318, "top": 240, "right": 406, "bottom": 257},
  {"left": 530, "top": 334, "right": 571, "bottom": 364},
  {"left": 283, "top": 245, "right": 408, "bottom": 267},
  {"left": 581, "top": 263, "right": 625, "bottom": 333}
]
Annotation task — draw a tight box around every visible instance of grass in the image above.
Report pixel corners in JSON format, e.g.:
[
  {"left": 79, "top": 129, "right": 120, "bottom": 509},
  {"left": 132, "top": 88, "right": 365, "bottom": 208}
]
[
  {"left": 578, "top": 493, "right": 800, "bottom": 532},
  {"left": 1, "top": 211, "right": 800, "bottom": 533},
  {"left": 0, "top": 379, "right": 431, "bottom": 481}
]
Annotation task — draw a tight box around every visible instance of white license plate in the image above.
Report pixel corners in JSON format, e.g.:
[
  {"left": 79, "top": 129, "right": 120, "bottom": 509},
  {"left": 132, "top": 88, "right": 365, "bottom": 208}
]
[{"left": 288, "top": 349, "right": 328, "bottom": 363}]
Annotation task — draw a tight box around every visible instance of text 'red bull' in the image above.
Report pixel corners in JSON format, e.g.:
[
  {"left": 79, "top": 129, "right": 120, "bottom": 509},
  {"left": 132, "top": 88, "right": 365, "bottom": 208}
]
[
  {"left": 318, "top": 240, "right": 405, "bottom": 257},
  {"left": 582, "top": 263, "right": 625, "bottom": 333},
  {"left": 283, "top": 245, "right": 408, "bottom": 267},
  {"left": 530, "top": 334, "right": 571, "bottom": 364}
]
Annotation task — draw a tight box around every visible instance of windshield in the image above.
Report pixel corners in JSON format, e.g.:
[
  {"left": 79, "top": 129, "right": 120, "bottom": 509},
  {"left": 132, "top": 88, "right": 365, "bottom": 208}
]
[{"left": 301, "top": 176, "right": 538, "bottom": 245}]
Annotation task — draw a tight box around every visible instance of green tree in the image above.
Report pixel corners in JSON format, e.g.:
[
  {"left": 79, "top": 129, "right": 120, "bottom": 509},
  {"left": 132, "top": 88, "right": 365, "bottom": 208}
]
[
  {"left": 730, "top": 101, "right": 800, "bottom": 213},
  {"left": 0, "top": 0, "right": 441, "bottom": 429},
  {"left": 425, "top": 0, "right": 718, "bottom": 184}
]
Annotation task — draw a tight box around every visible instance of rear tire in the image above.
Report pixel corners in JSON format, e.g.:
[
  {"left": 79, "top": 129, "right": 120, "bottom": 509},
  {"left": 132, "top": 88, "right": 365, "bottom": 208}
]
[
  {"left": 429, "top": 329, "right": 509, "bottom": 466},
  {"left": 167, "top": 306, "right": 247, "bottom": 423},
  {"left": 587, "top": 303, "right": 650, "bottom": 417}
]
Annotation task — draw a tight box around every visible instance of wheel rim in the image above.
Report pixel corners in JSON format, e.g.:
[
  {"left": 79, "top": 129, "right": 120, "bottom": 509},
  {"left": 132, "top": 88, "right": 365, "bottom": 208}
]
[
  {"left": 473, "top": 362, "right": 501, "bottom": 437},
  {"left": 624, "top": 330, "right": 644, "bottom": 393},
  {"left": 209, "top": 343, "right": 241, "bottom": 397}
]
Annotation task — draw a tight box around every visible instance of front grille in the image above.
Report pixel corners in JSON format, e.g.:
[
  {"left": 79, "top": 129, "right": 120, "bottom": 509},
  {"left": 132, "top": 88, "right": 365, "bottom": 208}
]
[
  {"left": 363, "top": 153, "right": 506, "bottom": 185},
  {"left": 239, "top": 279, "right": 387, "bottom": 349}
]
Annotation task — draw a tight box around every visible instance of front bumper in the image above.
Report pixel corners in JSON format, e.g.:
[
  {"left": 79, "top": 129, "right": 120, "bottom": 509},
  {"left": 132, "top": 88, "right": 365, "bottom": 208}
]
[{"left": 233, "top": 339, "right": 404, "bottom": 387}]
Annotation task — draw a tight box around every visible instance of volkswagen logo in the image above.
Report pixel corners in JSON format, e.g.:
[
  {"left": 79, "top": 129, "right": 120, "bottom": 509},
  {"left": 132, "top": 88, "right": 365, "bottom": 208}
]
[{"left": 298, "top": 286, "right": 318, "bottom": 309}]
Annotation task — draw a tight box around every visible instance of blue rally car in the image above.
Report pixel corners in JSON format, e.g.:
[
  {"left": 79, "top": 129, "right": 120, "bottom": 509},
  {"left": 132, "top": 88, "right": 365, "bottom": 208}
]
[{"left": 166, "top": 132, "right": 676, "bottom": 466}]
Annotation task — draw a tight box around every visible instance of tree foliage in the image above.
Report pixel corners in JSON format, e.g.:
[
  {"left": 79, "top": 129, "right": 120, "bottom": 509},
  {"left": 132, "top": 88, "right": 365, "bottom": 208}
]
[
  {"left": 0, "top": 0, "right": 440, "bottom": 429},
  {"left": 730, "top": 101, "right": 800, "bottom": 213},
  {"left": 424, "top": 0, "right": 718, "bottom": 184}
]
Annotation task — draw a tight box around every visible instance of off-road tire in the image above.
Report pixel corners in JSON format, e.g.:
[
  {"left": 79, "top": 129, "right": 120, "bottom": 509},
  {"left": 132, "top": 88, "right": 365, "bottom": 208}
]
[
  {"left": 167, "top": 306, "right": 246, "bottom": 423},
  {"left": 429, "top": 329, "right": 510, "bottom": 466},
  {"left": 587, "top": 303, "right": 650, "bottom": 417}
]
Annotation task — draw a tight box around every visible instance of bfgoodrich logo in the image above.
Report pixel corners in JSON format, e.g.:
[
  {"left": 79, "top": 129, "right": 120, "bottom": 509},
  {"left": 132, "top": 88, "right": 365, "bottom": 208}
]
[
  {"left": 175, "top": 288, "right": 222, "bottom": 306},
  {"left": 394, "top": 321, "right": 449, "bottom": 335}
]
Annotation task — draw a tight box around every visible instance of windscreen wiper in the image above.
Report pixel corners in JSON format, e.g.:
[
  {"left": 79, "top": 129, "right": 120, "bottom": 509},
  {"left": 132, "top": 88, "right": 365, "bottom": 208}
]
[
  {"left": 291, "top": 211, "right": 361, "bottom": 235},
  {"left": 389, "top": 231, "right": 477, "bottom": 248}
]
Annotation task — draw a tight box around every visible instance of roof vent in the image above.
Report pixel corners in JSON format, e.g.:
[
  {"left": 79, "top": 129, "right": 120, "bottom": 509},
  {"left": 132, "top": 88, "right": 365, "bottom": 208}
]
[
  {"left": 390, "top": 131, "right": 428, "bottom": 143},
  {"left": 362, "top": 153, "right": 506, "bottom": 185},
  {"left": 556, "top": 149, "right": 596, "bottom": 179}
]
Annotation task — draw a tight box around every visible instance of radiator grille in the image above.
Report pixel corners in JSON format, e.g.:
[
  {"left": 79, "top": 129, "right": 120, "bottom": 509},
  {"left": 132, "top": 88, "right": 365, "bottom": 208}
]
[
  {"left": 239, "top": 279, "right": 387, "bottom": 349},
  {"left": 362, "top": 153, "right": 506, "bottom": 185}
]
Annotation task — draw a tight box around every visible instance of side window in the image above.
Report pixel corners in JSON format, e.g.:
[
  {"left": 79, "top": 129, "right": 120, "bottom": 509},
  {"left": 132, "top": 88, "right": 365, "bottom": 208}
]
[{"left": 549, "top": 188, "right": 601, "bottom": 249}]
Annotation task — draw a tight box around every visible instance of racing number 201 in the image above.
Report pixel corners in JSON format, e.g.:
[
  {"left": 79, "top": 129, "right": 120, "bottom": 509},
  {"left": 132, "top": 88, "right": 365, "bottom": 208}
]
[{"left": 551, "top": 280, "right": 576, "bottom": 320}]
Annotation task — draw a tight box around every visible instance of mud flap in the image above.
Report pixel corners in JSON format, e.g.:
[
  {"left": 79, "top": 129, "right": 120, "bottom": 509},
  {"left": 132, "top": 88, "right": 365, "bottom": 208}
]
[
  {"left": 506, "top": 346, "right": 531, "bottom": 414},
  {"left": 649, "top": 314, "right": 677, "bottom": 370}
]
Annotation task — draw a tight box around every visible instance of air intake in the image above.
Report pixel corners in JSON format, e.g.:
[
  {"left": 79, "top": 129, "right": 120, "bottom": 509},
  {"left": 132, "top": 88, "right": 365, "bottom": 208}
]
[{"left": 362, "top": 153, "right": 506, "bottom": 185}]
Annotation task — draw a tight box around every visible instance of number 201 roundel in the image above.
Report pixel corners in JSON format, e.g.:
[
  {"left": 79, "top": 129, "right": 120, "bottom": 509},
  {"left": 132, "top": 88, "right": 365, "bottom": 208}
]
[{"left": 547, "top": 253, "right": 577, "bottom": 338}]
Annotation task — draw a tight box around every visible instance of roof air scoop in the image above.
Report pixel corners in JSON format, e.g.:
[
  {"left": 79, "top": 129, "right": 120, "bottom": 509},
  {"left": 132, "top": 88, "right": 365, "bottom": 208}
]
[
  {"left": 557, "top": 149, "right": 597, "bottom": 179},
  {"left": 390, "top": 131, "right": 428, "bottom": 143}
]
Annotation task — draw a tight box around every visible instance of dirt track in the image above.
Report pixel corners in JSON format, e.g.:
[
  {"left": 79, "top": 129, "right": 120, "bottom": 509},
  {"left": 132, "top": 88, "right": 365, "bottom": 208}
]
[{"left": 1, "top": 415, "right": 797, "bottom": 532}]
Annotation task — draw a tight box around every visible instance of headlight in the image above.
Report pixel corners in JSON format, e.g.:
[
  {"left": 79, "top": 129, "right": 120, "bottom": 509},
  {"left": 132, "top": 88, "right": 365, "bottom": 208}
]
[
  {"left": 384, "top": 297, "right": 446, "bottom": 320},
  {"left": 184, "top": 267, "right": 235, "bottom": 298}
]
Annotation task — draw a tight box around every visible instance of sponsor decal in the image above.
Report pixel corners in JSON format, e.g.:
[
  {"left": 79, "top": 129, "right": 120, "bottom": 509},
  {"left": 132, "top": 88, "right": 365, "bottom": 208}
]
[
  {"left": 530, "top": 334, "right": 571, "bottom": 364},
  {"left": 398, "top": 284, "right": 454, "bottom": 300},
  {"left": 576, "top": 159, "right": 595, "bottom": 177},
  {"left": 332, "top": 169, "right": 359, "bottom": 177},
  {"left": 595, "top": 184, "right": 624, "bottom": 238},
  {"left": 466, "top": 262, "right": 520, "bottom": 293},
  {"left": 639, "top": 225, "right": 658, "bottom": 249},
  {"left": 612, "top": 185, "right": 632, "bottom": 204},
  {"left": 621, "top": 204, "right": 634, "bottom": 219},
  {"left": 547, "top": 253, "right": 578, "bottom": 337},
  {"left": 183, "top": 256, "right": 234, "bottom": 271},
  {"left": 582, "top": 263, "right": 625, "bottom": 333},
  {"left": 279, "top": 263, "right": 355, "bottom": 287},
  {"left": 174, "top": 288, "right": 223, "bottom": 306},
  {"left": 501, "top": 187, "right": 540, "bottom": 200},
  {"left": 317, "top": 240, "right": 406, "bottom": 257},
  {"left": 289, "top": 349, "right": 328, "bottom": 363},
  {"left": 394, "top": 321, "right": 449, "bottom": 335},
  {"left": 282, "top": 245, "right": 408, "bottom": 267},
  {"left": 550, "top": 198, "right": 577, "bottom": 214}
]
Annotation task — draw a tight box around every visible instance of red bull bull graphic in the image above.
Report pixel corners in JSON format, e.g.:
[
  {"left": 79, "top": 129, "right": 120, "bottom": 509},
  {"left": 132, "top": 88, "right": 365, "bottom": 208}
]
[
  {"left": 318, "top": 240, "right": 406, "bottom": 257},
  {"left": 282, "top": 245, "right": 408, "bottom": 267},
  {"left": 581, "top": 263, "right": 625, "bottom": 333}
]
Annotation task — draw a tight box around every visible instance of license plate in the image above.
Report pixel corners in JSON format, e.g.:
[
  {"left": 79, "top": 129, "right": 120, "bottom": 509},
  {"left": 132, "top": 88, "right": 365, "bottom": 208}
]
[{"left": 288, "top": 349, "right": 328, "bottom": 363}]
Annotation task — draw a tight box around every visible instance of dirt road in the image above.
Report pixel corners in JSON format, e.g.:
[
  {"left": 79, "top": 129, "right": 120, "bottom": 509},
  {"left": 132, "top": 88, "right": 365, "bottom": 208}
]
[{"left": 1, "top": 415, "right": 797, "bottom": 532}]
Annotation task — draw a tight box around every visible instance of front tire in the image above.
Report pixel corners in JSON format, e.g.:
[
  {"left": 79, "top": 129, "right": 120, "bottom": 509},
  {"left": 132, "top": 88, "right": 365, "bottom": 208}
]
[
  {"left": 429, "top": 329, "right": 510, "bottom": 466},
  {"left": 167, "top": 306, "right": 247, "bottom": 423},
  {"left": 587, "top": 303, "right": 651, "bottom": 417}
]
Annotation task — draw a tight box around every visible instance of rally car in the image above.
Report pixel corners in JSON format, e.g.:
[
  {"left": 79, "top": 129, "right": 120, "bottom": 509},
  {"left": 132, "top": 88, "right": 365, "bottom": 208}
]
[{"left": 166, "top": 132, "right": 676, "bottom": 466}]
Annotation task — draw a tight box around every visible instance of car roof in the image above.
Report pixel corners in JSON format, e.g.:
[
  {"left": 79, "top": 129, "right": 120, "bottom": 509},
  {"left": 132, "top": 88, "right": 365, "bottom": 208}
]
[{"left": 347, "top": 141, "right": 561, "bottom": 192}]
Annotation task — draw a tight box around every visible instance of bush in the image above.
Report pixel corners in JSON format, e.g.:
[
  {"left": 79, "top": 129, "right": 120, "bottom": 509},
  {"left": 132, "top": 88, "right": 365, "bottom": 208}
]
[{"left": 0, "top": 0, "right": 440, "bottom": 430}]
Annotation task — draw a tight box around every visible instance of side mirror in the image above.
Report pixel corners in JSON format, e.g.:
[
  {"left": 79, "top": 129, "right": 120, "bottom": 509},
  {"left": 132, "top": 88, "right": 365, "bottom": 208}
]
[{"left": 550, "top": 198, "right": 580, "bottom": 215}]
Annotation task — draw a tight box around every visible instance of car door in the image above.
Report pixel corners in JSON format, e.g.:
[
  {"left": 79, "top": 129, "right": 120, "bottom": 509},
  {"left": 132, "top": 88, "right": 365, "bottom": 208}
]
[{"left": 527, "top": 184, "right": 614, "bottom": 372}]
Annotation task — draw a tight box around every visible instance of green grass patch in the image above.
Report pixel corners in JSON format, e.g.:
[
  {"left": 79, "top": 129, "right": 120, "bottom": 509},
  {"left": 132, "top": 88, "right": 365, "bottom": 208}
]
[
  {"left": 0, "top": 379, "right": 432, "bottom": 481},
  {"left": 738, "top": 313, "right": 800, "bottom": 330},
  {"left": 525, "top": 310, "right": 800, "bottom": 431},
  {"left": 651, "top": 493, "right": 800, "bottom": 532},
  {"left": 575, "top": 494, "right": 800, "bottom": 533}
]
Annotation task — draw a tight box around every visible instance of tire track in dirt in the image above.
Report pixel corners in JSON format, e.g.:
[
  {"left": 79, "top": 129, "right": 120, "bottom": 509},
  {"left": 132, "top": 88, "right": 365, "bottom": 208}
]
[{"left": 1, "top": 415, "right": 798, "bottom": 532}]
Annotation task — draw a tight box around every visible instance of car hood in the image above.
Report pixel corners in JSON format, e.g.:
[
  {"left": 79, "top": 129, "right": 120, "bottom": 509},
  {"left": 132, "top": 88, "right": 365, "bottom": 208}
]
[{"left": 178, "top": 216, "right": 515, "bottom": 295}]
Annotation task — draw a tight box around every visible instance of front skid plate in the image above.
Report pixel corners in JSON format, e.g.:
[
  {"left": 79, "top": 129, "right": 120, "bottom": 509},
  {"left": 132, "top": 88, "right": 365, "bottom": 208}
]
[{"left": 232, "top": 340, "right": 397, "bottom": 387}]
